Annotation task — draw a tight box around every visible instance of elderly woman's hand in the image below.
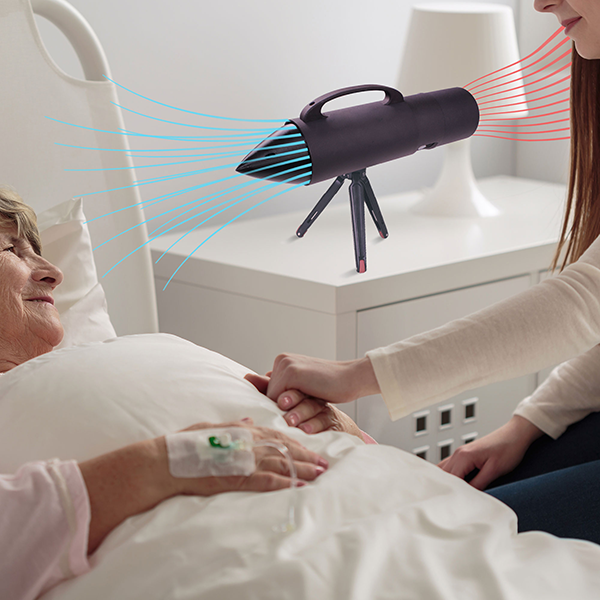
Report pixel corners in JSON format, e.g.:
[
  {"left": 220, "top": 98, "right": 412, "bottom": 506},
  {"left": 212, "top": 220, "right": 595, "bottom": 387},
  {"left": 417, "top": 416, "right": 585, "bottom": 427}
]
[
  {"left": 175, "top": 419, "right": 329, "bottom": 495},
  {"left": 80, "top": 419, "right": 328, "bottom": 554},
  {"left": 245, "top": 373, "right": 364, "bottom": 441}
]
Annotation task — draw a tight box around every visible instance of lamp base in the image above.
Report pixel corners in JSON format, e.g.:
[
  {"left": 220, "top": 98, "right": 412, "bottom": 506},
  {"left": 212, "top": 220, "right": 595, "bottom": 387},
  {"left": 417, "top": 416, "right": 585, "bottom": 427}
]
[{"left": 410, "top": 139, "right": 500, "bottom": 218}]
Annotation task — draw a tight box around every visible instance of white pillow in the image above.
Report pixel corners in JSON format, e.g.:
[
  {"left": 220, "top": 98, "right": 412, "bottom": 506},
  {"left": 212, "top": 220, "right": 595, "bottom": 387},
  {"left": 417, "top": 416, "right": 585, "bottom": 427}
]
[
  {"left": 36, "top": 198, "right": 116, "bottom": 348},
  {"left": 0, "top": 334, "right": 334, "bottom": 470}
]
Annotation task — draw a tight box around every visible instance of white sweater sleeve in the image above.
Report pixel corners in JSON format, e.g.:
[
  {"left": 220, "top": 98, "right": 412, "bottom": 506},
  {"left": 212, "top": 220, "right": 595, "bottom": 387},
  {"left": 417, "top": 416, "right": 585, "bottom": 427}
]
[
  {"left": 513, "top": 344, "right": 600, "bottom": 439},
  {"left": 366, "top": 234, "right": 600, "bottom": 425}
]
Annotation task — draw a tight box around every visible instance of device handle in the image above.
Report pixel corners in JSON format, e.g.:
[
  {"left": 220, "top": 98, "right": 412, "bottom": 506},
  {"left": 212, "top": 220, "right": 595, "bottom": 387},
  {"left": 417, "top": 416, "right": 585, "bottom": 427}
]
[{"left": 300, "top": 84, "right": 404, "bottom": 123}]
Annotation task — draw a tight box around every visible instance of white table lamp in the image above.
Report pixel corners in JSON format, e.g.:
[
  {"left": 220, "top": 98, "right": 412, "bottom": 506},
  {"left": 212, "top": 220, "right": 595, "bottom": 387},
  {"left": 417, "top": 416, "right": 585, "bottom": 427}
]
[{"left": 398, "top": 3, "right": 528, "bottom": 217}]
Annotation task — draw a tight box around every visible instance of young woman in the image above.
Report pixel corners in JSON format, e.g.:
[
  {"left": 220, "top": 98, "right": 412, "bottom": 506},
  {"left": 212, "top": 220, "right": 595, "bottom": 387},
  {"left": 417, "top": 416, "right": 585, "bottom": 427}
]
[{"left": 252, "top": 0, "right": 600, "bottom": 544}]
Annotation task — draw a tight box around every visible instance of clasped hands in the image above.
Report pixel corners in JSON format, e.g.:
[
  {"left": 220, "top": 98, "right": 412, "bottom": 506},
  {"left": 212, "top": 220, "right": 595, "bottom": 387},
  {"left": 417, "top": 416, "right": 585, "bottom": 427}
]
[
  {"left": 244, "top": 353, "right": 546, "bottom": 492},
  {"left": 244, "top": 353, "right": 375, "bottom": 441}
]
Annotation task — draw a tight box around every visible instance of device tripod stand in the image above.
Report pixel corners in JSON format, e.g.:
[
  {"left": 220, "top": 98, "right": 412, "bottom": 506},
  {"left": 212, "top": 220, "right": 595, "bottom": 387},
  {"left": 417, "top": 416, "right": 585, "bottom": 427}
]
[{"left": 296, "top": 169, "right": 388, "bottom": 273}]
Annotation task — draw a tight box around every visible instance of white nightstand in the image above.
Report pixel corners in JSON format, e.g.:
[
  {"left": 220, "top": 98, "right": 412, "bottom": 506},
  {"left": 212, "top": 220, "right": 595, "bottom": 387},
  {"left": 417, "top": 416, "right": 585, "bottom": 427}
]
[{"left": 150, "top": 176, "right": 566, "bottom": 460}]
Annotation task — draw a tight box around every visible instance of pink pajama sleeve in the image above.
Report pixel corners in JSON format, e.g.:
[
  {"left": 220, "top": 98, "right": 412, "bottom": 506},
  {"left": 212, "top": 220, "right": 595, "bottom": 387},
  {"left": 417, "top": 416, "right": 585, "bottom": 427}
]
[
  {"left": 360, "top": 429, "right": 378, "bottom": 444},
  {"left": 0, "top": 460, "right": 91, "bottom": 600}
]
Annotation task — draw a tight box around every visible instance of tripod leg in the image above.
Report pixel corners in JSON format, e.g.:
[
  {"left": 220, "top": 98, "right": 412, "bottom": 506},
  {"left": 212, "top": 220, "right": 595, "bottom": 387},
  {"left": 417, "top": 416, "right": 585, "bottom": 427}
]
[
  {"left": 361, "top": 173, "right": 389, "bottom": 239},
  {"left": 296, "top": 176, "right": 345, "bottom": 237},
  {"left": 349, "top": 178, "right": 367, "bottom": 273}
]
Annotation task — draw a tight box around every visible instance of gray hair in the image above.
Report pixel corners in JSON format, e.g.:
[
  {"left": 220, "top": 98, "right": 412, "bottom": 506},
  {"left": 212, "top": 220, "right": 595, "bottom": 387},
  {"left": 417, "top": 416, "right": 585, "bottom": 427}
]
[{"left": 0, "top": 187, "right": 42, "bottom": 255}]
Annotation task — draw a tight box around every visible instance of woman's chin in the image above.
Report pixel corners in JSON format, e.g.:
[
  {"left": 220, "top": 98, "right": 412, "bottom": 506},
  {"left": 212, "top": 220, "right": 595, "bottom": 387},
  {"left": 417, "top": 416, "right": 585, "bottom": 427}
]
[
  {"left": 48, "top": 322, "right": 64, "bottom": 349},
  {"left": 574, "top": 41, "right": 600, "bottom": 61},
  {"left": 33, "top": 320, "right": 64, "bottom": 352}
]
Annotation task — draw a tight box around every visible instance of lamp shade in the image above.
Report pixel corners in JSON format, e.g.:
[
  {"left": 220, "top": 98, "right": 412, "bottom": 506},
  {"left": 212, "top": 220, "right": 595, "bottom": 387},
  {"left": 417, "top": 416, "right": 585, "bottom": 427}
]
[
  {"left": 398, "top": 2, "right": 527, "bottom": 118},
  {"left": 397, "top": 3, "right": 527, "bottom": 218}
]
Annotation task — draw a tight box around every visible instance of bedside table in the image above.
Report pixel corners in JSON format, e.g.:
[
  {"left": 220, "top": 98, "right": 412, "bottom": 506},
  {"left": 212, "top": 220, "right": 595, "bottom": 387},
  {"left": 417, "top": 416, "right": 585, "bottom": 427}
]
[{"left": 149, "top": 176, "right": 566, "bottom": 461}]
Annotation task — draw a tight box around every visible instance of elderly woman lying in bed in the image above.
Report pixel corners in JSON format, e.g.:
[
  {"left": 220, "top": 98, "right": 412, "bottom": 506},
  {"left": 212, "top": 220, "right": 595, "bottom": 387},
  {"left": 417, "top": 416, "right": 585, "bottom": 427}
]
[
  {"left": 0, "top": 189, "right": 365, "bottom": 600},
  {"left": 7, "top": 192, "right": 600, "bottom": 600}
]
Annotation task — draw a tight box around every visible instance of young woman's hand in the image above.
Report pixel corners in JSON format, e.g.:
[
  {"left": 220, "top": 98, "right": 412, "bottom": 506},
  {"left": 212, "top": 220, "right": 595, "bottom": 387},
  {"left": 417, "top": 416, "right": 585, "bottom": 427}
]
[
  {"left": 437, "top": 415, "right": 544, "bottom": 490},
  {"left": 257, "top": 354, "right": 380, "bottom": 407},
  {"left": 245, "top": 373, "right": 364, "bottom": 440}
]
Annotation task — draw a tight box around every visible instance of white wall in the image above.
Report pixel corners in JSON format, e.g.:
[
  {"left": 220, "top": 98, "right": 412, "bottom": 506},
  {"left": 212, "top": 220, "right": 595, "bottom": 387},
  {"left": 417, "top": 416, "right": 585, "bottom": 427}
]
[{"left": 36, "top": 0, "right": 565, "bottom": 233}]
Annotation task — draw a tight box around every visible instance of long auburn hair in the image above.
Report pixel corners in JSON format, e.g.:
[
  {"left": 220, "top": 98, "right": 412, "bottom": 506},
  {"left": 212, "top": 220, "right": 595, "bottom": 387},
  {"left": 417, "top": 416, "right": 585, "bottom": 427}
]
[{"left": 551, "top": 46, "right": 600, "bottom": 271}]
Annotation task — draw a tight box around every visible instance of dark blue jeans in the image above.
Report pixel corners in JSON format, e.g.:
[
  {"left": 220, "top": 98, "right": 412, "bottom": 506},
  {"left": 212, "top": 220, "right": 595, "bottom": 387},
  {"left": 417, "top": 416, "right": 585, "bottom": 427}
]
[{"left": 484, "top": 411, "right": 600, "bottom": 544}]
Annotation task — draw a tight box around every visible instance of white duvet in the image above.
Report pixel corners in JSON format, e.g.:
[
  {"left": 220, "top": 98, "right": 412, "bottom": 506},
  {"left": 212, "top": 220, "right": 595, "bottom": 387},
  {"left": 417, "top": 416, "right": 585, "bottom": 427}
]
[{"left": 1, "top": 334, "right": 599, "bottom": 599}]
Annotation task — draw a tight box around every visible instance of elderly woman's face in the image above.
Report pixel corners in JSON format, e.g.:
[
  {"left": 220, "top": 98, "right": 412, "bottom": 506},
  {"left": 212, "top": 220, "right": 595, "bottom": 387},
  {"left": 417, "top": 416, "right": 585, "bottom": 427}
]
[{"left": 0, "top": 224, "right": 64, "bottom": 366}]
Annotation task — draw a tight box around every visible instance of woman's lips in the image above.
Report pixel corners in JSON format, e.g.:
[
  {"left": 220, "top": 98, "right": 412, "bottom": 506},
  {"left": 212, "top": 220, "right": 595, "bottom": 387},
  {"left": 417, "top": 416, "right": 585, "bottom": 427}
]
[{"left": 562, "top": 17, "right": 582, "bottom": 34}]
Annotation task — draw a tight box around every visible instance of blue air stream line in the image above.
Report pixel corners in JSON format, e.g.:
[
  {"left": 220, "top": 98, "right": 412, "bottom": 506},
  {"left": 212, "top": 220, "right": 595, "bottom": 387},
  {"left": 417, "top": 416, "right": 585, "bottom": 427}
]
[
  {"left": 84, "top": 177, "right": 249, "bottom": 226},
  {"left": 112, "top": 101, "right": 288, "bottom": 132},
  {"left": 148, "top": 152, "right": 310, "bottom": 236},
  {"left": 56, "top": 135, "right": 308, "bottom": 157},
  {"left": 109, "top": 128, "right": 299, "bottom": 141},
  {"left": 93, "top": 158, "right": 310, "bottom": 256},
  {"left": 113, "top": 130, "right": 301, "bottom": 143},
  {"left": 124, "top": 138, "right": 310, "bottom": 160},
  {"left": 101, "top": 171, "right": 309, "bottom": 284},
  {"left": 99, "top": 156, "right": 312, "bottom": 248},
  {"left": 46, "top": 116, "right": 301, "bottom": 144},
  {"left": 84, "top": 167, "right": 271, "bottom": 226},
  {"left": 125, "top": 150, "right": 255, "bottom": 161},
  {"left": 77, "top": 165, "right": 245, "bottom": 199},
  {"left": 64, "top": 147, "right": 309, "bottom": 173},
  {"left": 148, "top": 160, "right": 311, "bottom": 243},
  {"left": 154, "top": 163, "right": 312, "bottom": 263},
  {"left": 148, "top": 181, "right": 257, "bottom": 238},
  {"left": 56, "top": 142, "right": 264, "bottom": 153},
  {"left": 149, "top": 185, "right": 270, "bottom": 243},
  {"left": 51, "top": 79, "right": 314, "bottom": 282},
  {"left": 83, "top": 149, "right": 310, "bottom": 224},
  {"left": 98, "top": 184, "right": 266, "bottom": 275},
  {"left": 103, "top": 75, "right": 287, "bottom": 123},
  {"left": 94, "top": 179, "right": 262, "bottom": 251},
  {"left": 46, "top": 115, "right": 294, "bottom": 137},
  {"left": 113, "top": 130, "right": 300, "bottom": 142},
  {"left": 161, "top": 178, "right": 310, "bottom": 290}
]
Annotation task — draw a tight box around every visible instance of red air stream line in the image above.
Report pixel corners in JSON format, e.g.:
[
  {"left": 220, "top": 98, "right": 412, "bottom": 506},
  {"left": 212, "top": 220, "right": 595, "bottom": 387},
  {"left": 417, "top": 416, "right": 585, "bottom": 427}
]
[
  {"left": 478, "top": 117, "right": 570, "bottom": 128},
  {"left": 465, "top": 27, "right": 568, "bottom": 89},
  {"left": 480, "top": 97, "right": 570, "bottom": 117},
  {"left": 475, "top": 82, "right": 569, "bottom": 107},
  {"left": 465, "top": 27, "right": 567, "bottom": 91},
  {"left": 473, "top": 70, "right": 570, "bottom": 103},
  {"left": 479, "top": 108, "right": 570, "bottom": 122},
  {"left": 476, "top": 85, "right": 570, "bottom": 109},
  {"left": 477, "top": 86, "right": 571, "bottom": 110},
  {"left": 465, "top": 42, "right": 571, "bottom": 94},
  {"left": 472, "top": 65, "right": 571, "bottom": 102},
  {"left": 470, "top": 54, "right": 571, "bottom": 101},
  {"left": 477, "top": 126, "right": 570, "bottom": 135},
  {"left": 465, "top": 26, "right": 565, "bottom": 89},
  {"left": 473, "top": 134, "right": 570, "bottom": 141},
  {"left": 479, "top": 93, "right": 569, "bottom": 114}
]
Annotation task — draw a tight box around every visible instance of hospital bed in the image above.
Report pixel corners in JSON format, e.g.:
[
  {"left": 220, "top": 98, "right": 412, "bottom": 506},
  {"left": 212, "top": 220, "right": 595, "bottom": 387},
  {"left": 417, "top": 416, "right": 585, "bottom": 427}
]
[
  {"left": 1, "top": 1, "right": 600, "bottom": 598},
  {"left": 0, "top": 0, "right": 157, "bottom": 336}
]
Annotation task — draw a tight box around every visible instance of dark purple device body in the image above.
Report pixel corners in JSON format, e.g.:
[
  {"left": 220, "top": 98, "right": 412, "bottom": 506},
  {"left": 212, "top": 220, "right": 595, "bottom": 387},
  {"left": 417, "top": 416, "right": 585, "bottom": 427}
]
[{"left": 236, "top": 84, "right": 480, "bottom": 185}]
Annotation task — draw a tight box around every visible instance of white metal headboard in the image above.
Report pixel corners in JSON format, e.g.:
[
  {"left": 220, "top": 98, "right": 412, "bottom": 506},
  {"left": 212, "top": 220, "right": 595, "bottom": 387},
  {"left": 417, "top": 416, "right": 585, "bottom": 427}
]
[{"left": 0, "top": 0, "right": 158, "bottom": 335}]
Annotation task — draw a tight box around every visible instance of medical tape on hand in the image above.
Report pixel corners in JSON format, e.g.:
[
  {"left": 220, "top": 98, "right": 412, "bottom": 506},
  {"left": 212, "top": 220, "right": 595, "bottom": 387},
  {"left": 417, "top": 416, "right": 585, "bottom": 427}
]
[{"left": 165, "top": 428, "right": 256, "bottom": 478}]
